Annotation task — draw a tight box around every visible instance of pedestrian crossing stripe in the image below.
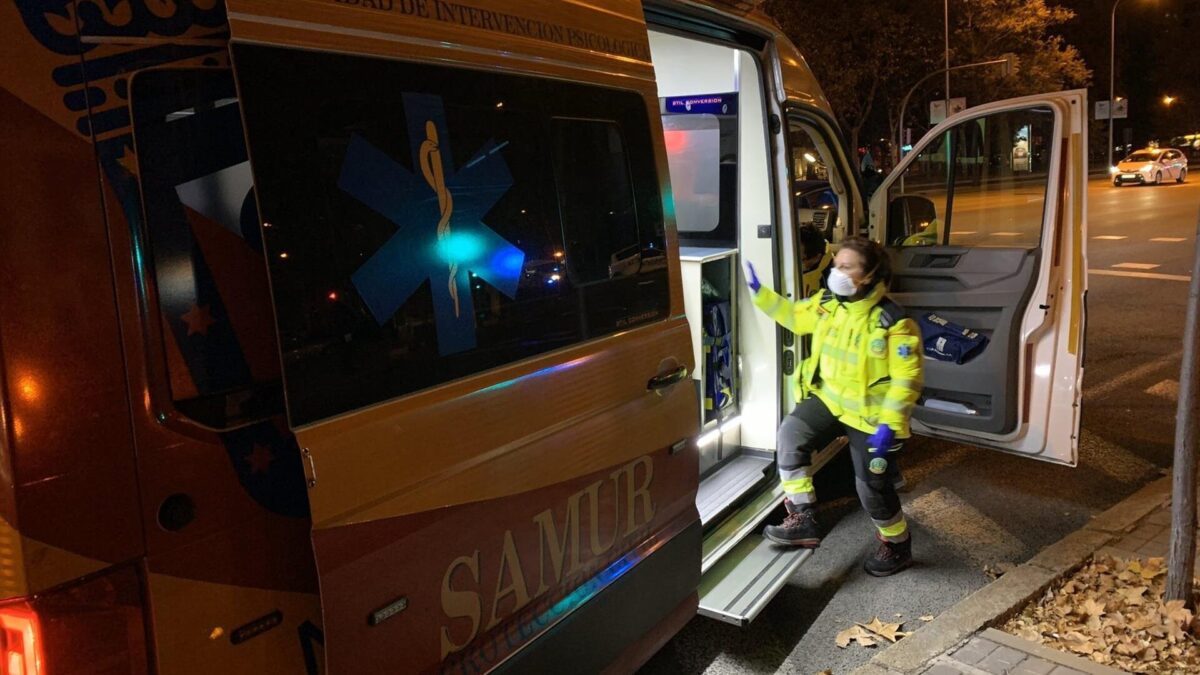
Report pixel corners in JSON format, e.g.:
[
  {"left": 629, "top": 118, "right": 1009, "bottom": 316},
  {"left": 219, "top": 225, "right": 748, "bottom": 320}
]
[
  {"left": 1144, "top": 379, "right": 1179, "bottom": 400},
  {"left": 1150, "top": 237, "right": 1187, "bottom": 242},
  {"left": 1112, "top": 262, "right": 1160, "bottom": 270},
  {"left": 904, "top": 487, "right": 1024, "bottom": 566},
  {"left": 1093, "top": 235, "right": 1127, "bottom": 240}
]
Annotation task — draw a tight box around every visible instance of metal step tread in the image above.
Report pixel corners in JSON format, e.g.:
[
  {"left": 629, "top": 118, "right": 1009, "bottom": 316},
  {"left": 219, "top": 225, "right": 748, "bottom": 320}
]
[
  {"left": 696, "top": 455, "right": 772, "bottom": 526},
  {"left": 697, "top": 534, "right": 813, "bottom": 626}
]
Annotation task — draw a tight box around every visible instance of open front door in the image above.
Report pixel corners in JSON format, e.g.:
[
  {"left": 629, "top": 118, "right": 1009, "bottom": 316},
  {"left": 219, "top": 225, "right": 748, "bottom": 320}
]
[{"left": 870, "top": 91, "right": 1088, "bottom": 465}]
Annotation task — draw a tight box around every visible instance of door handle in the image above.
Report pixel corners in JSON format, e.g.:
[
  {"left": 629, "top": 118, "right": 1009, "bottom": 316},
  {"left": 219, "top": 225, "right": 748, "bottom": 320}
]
[{"left": 647, "top": 366, "right": 689, "bottom": 391}]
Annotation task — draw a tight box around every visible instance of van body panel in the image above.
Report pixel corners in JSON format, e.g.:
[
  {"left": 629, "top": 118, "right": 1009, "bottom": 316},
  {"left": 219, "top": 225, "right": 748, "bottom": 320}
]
[{"left": 0, "top": 3, "right": 145, "bottom": 596}]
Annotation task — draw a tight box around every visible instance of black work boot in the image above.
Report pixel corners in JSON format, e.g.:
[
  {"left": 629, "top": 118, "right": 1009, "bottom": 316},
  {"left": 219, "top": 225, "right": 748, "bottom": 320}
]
[
  {"left": 864, "top": 534, "right": 913, "bottom": 577},
  {"left": 764, "top": 500, "right": 822, "bottom": 548}
]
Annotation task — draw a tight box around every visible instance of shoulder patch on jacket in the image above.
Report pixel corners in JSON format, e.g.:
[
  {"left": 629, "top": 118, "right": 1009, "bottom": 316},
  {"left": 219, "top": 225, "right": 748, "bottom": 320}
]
[{"left": 876, "top": 298, "right": 906, "bottom": 329}]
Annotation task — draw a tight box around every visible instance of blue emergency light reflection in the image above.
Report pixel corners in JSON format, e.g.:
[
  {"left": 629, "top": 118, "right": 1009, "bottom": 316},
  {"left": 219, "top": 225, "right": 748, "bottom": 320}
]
[
  {"left": 477, "top": 355, "right": 593, "bottom": 394},
  {"left": 527, "top": 543, "right": 638, "bottom": 631},
  {"left": 491, "top": 247, "right": 524, "bottom": 276}
]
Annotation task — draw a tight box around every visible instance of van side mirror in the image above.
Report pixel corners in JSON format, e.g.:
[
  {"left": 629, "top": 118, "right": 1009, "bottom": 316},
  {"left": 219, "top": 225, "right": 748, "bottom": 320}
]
[{"left": 887, "top": 195, "right": 939, "bottom": 246}]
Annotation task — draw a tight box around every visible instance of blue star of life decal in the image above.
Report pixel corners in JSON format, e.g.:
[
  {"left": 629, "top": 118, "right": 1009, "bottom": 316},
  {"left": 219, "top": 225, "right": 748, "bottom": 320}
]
[
  {"left": 338, "top": 93, "right": 525, "bottom": 356},
  {"left": 897, "top": 344, "right": 914, "bottom": 358}
]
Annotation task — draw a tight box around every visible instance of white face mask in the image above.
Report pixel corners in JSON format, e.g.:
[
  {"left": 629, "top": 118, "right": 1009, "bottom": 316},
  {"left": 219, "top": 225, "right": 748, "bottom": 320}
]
[{"left": 827, "top": 268, "right": 859, "bottom": 297}]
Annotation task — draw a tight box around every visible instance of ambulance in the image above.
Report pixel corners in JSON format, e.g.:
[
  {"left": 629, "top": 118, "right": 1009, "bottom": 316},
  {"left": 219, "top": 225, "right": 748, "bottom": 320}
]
[{"left": 0, "top": 0, "right": 1086, "bottom": 673}]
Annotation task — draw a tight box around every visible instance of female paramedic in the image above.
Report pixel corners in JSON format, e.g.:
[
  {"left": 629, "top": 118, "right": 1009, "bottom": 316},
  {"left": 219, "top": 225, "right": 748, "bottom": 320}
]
[{"left": 745, "top": 236, "right": 923, "bottom": 576}]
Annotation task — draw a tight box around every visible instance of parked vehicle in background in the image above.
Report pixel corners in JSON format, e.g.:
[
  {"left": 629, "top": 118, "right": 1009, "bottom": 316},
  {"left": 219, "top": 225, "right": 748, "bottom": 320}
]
[{"left": 1113, "top": 148, "right": 1188, "bottom": 186}]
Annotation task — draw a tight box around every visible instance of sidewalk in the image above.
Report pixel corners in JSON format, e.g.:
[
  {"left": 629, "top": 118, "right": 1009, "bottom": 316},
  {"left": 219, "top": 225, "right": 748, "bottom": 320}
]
[{"left": 852, "top": 474, "right": 1189, "bottom": 675}]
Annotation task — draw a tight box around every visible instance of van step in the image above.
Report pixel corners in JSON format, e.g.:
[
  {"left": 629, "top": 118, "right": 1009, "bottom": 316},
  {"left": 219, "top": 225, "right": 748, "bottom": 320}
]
[
  {"left": 697, "top": 455, "right": 772, "bottom": 526},
  {"left": 697, "top": 534, "right": 812, "bottom": 626},
  {"left": 700, "top": 437, "right": 846, "bottom": 574}
]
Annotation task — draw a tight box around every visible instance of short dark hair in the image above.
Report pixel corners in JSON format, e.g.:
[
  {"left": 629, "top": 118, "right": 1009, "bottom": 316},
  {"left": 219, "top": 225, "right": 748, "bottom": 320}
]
[
  {"left": 798, "top": 225, "right": 827, "bottom": 260},
  {"left": 839, "top": 235, "right": 892, "bottom": 286}
]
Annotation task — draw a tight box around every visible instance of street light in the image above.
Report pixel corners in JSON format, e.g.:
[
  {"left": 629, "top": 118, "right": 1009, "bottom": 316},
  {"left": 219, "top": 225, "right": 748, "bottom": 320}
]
[
  {"left": 894, "top": 56, "right": 1015, "bottom": 162},
  {"left": 1164, "top": 95, "right": 1177, "bottom": 106},
  {"left": 1109, "top": 0, "right": 1154, "bottom": 173}
]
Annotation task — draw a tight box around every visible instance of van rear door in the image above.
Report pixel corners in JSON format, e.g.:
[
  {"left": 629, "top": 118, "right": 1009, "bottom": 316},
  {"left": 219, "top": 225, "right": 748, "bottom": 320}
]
[
  {"left": 870, "top": 91, "right": 1088, "bottom": 465},
  {"left": 226, "top": 1, "right": 699, "bottom": 672}
]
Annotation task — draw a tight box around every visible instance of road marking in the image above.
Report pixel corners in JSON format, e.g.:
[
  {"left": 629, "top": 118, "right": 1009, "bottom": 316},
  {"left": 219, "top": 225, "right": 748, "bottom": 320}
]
[
  {"left": 1085, "top": 349, "right": 1182, "bottom": 401},
  {"left": 1078, "top": 430, "right": 1158, "bottom": 483},
  {"left": 953, "top": 231, "right": 977, "bottom": 235},
  {"left": 1145, "top": 379, "right": 1180, "bottom": 401},
  {"left": 1112, "top": 262, "right": 1160, "bottom": 270},
  {"left": 989, "top": 232, "right": 1023, "bottom": 237},
  {"left": 904, "top": 488, "right": 1024, "bottom": 567},
  {"left": 1089, "top": 269, "right": 1190, "bottom": 282},
  {"left": 1150, "top": 237, "right": 1187, "bottom": 242},
  {"left": 1093, "top": 235, "right": 1127, "bottom": 240}
]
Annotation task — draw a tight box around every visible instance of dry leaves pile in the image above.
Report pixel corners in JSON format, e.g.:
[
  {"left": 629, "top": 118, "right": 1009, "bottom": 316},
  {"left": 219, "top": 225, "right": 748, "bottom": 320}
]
[
  {"left": 835, "top": 616, "right": 911, "bottom": 649},
  {"left": 1003, "top": 555, "right": 1200, "bottom": 673}
]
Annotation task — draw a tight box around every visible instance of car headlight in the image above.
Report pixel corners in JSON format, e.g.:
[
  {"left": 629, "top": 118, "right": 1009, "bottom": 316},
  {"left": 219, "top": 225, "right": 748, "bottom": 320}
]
[{"left": 1109, "top": 166, "right": 1120, "bottom": 174}]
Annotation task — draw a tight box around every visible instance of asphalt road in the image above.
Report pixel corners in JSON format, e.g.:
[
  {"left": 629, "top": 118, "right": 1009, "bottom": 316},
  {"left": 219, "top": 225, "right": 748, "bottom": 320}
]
[{"left": 640, "top": 176, "right": 1200, "bottom": 675}]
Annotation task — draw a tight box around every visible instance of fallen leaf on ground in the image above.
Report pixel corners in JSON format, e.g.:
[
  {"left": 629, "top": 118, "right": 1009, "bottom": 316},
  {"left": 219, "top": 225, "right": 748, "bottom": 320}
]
[
  {"left": 1002, "top": 554, "right": 1200, "bottom": 674},
  {"left": 983, "top": 561, "right": 1017, "bottom": 580},
  {"left": 859, "top": 616, "right": 907, "bottom": 643},
  {"left": 919, "top": 615, "right": 935, "bottom": 622},
  {"left": 1120, "top": 586, "right": 1148, "bottom": 606},
  {"left": 835, "top": 625, "right": 877, "bottom": 649},
  {"left": 1141, "top": 557, "right": 1166, "bottom": 580}
]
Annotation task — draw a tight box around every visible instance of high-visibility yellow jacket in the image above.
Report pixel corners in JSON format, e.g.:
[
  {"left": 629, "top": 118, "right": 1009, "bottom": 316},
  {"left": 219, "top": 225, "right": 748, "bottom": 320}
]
[{"left": 753, "top": 282, "right": 924, "bottom": 437}]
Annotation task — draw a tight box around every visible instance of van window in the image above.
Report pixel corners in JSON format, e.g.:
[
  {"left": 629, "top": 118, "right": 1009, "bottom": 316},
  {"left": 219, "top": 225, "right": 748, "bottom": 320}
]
[
  {"left": 233, "top": 45, "right": 669, "bottom": 425},
  {"left": 130, "top": 68, "right": 284, "bottom": 429},
  {"left": 888, "top": 107, "right": 1055, "bottom": 248},
  {"left": 659, "top": 96, "right": 739, "bottom": 246}
]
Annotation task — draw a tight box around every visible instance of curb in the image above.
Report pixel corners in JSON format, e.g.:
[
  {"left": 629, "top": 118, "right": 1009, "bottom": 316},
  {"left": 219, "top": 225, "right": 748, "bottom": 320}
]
[{"left": 850, "top": 475, "right": 1172, "bottom": 675}]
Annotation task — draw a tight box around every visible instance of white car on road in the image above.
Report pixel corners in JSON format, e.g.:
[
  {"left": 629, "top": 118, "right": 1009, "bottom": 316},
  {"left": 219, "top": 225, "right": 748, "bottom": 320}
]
[{"left": 1113, "top": 148, "right": 1188, "bottom": 186}]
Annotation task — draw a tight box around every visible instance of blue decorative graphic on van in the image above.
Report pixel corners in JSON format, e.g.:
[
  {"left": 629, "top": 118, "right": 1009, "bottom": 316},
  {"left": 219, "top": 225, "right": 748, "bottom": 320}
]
[{"left": 339, "top": 93, "right": 523, "bottom": 356}]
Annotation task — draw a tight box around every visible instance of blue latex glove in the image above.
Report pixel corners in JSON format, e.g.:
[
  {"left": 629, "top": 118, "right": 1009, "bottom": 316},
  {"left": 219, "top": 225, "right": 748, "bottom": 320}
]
[
  {"left": 867, "top": 424, "right": 896, "bottom": 456},
  {"left": 745, "top": 261, "right": 762, "bottom": 293}
]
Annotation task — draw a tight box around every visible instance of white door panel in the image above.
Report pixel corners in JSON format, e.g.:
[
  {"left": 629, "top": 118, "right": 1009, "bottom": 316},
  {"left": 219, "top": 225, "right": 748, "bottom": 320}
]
[{"left": 870, "top": 90, "right": 1088, "bottom": 465}]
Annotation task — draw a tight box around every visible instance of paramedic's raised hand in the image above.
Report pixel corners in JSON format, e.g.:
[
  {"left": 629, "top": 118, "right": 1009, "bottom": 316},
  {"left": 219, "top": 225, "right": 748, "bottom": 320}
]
[
  {"left": 745, "top": 261, "right": 762, "bottom": 293},
  {"left": 867, "top": 424, "right": 896, "bottom": 456}
]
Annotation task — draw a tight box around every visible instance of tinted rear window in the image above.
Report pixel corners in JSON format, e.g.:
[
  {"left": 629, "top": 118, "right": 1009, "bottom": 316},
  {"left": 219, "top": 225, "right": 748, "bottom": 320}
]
[{"left": 233, "top": 45, "right": 670, "bottom": 425}]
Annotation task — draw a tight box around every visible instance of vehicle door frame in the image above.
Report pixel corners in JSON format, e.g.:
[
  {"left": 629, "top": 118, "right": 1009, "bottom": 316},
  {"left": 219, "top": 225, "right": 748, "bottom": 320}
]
[{"left": 867, "top": 90, "right": 1088, "bottom": 466}]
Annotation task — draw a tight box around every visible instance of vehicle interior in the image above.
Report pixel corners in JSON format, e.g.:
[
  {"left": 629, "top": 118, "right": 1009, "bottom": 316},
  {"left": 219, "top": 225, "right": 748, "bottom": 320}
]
[{"left": 648, "top": 23, "right": 857, "bottom": 625}]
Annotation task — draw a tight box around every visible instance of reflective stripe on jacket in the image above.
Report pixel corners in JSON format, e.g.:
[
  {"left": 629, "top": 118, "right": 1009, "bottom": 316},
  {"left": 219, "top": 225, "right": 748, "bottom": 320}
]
[{"left": 752, "top": 282, "right": 923, "bottom": 437}]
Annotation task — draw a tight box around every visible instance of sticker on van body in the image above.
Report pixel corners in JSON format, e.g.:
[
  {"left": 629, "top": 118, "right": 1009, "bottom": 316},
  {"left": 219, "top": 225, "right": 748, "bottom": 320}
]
[{"left": 339, "top": 93, "right": 525, "bottom": 355}]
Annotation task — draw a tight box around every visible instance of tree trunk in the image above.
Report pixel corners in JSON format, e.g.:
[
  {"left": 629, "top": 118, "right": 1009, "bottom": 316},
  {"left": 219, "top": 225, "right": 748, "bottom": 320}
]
[{"left": 1166, "top": 205, "right": 1200, "bottom": 606}]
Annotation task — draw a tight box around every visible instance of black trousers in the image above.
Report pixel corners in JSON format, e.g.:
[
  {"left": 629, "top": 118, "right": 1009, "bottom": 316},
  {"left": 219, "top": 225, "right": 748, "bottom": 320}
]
[{"left": 777, "top": 396, "right": 909, "bottom": 541}]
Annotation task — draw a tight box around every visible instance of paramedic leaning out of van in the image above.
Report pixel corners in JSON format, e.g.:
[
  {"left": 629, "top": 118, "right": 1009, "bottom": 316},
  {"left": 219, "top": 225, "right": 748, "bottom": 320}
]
[{"left": 745, "top": 236, "right": 923, "bottom": 576}]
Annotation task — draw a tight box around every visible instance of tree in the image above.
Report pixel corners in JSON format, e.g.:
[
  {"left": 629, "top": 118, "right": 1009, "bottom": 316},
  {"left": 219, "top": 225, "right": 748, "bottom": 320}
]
[
  {"left": 763, "top": 0, "right": 939, "bottom": 155},
  {"left": 947, "top": 0, "right": 1091, "bottom": 107},
  {"left": 762, "top": 0, "right": 1091, "bottom": 162}
]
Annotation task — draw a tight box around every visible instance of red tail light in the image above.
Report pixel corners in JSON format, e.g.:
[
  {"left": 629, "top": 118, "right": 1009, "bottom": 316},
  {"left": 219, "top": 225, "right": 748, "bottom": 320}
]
[
  {"left": 0, "top": 603, "right": 42, "bottom": 675},
  {"left": 0, "top": 565, "right": 148, "bottom": 675}
]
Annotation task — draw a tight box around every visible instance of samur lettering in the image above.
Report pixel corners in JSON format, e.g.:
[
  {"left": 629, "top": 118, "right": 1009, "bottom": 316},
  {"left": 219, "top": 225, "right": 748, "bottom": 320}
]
[
  {"left": 329, "top": 0, "right": 652, "bottom": 61},
  {"left": 438, "top": 455, "right": 655, "bottom": 668}
]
